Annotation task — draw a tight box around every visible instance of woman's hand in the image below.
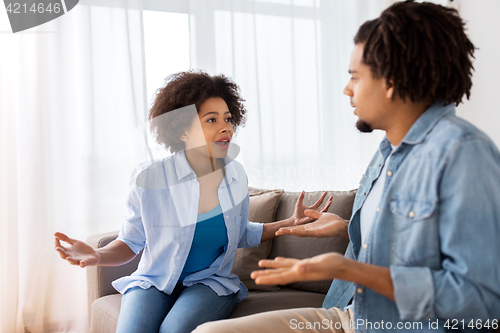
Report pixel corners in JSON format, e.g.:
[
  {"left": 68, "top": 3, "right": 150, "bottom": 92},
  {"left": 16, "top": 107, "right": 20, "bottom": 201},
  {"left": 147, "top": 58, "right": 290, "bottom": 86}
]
[
  {"left": 276, "top": 210, "right": 349, "bottom": 238},
  {"left": 250, "top": 253, "right": 350, "bottom": 285},
  {"left": 290, "top": 191, "right": 333, "bottom": 226},
  {"left": 54, "top": 232, "right": 100, "bottom": 268}
]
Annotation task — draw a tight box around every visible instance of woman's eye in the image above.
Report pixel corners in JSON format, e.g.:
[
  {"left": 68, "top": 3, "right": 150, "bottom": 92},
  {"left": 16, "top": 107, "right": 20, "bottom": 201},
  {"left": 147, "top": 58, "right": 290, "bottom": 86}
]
[
  {"left": 207, "top": 118, "right": 215, "bottom": 123},
  {"left": 225, "top": 117, "right": 232, "bottom": 122}
]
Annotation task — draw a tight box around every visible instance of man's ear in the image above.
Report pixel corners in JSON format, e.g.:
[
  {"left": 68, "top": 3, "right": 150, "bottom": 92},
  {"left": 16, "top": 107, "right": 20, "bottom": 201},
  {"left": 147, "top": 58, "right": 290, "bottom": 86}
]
[
  {"left": 385, "top": 78, "right": 394, "bottom": 99},
  {"left": 180, "top": 133, "right": 188, "bottom": 142}
]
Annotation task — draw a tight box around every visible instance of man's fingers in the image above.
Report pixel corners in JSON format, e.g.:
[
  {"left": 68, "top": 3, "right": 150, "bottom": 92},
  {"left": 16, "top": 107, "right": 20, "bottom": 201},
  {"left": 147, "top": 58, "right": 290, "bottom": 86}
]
[
  {"left": 251, "top": 267, "right": 289, "bottom": 279},
  {"left": 258, "top": 258, "right": 297, "bottom": 268},
  {"left": 304, "top": 209, "right": 322, "bottom": 219}
]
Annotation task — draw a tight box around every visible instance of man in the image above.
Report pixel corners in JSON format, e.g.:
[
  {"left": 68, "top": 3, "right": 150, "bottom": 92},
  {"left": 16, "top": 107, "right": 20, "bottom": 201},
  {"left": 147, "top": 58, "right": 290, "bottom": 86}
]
[{"left": 194, "top": 1, "right": 500, "bottom": 332}]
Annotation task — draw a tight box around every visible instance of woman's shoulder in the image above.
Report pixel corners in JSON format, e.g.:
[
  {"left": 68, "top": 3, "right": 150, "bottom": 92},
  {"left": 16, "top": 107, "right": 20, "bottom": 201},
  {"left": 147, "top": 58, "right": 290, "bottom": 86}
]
[{"left": 130, "top": 156, "right": 174, "bottom": 190}]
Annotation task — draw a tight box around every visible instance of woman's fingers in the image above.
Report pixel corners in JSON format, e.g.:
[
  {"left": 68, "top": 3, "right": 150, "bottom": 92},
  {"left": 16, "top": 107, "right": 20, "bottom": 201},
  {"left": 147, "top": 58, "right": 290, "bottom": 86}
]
[
  {"left": 54, "top": 232, "right": 75, "bottom": 245},
  {"left": 319, "top": 196, "right": 333, "bottom": 212},
  {"left": 312, "top": 191, "right": 328, "bottom": 208}
]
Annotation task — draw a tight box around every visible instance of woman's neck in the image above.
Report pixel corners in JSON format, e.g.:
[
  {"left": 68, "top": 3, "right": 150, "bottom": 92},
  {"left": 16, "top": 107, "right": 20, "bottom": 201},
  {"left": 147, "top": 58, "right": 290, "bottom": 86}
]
[{"left": 184, "top": 148, "right": 224, "bottom": 178}]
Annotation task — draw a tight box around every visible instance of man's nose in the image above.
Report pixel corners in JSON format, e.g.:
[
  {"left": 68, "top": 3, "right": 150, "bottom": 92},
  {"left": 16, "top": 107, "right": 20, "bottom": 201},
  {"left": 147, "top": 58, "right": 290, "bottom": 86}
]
[{"left": 343, "top": 84, "right": 352, "bottom": 96}]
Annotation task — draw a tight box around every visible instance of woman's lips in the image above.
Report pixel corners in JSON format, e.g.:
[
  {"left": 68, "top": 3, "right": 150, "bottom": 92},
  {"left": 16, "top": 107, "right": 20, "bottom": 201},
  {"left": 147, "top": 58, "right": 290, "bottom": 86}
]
[{"left": 214, "top": 141, "right": 230, "bottom": 150}]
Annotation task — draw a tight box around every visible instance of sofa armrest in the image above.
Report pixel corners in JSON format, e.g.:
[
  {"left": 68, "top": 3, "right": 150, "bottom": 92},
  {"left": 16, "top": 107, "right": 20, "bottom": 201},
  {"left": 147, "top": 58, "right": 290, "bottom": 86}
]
[{"left": 86, "top": 231, "right": 142, "bottom": 321}]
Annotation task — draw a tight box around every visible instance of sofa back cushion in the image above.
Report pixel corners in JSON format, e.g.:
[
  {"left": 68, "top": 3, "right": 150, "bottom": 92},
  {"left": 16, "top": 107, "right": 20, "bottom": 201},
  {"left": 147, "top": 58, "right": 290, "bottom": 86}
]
[
  {"left": 270, "top": 190, "right": 356, "bottom": 294},
  {"left": 231, "top": 188, "right": 284, "bottom": 291}
]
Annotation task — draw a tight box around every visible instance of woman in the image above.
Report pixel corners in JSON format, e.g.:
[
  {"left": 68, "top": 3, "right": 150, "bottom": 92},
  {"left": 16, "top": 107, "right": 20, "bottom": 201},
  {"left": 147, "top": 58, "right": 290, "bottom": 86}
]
[{"left": 54, "top": 71, "right": 332, "bottom": 333}]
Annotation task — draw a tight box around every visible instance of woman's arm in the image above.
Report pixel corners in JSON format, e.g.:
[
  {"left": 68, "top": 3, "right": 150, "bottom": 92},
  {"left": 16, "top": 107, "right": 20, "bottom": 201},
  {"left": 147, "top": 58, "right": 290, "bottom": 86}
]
[{"left": 55, "top": 232, "right": 136, "bottom": 268}]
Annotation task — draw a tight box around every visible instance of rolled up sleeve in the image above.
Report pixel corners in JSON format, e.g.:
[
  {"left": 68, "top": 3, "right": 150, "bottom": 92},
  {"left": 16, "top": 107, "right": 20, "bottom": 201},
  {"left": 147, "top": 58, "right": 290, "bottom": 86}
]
[
  {"left": 391, "top": 265, "right": 435, "bottom": 320},
  {"left": 116, "top": 167, "right": 146, "bottom": 254},
  {"left": 392, "top": 137, "right": 500, "bottom": 322}
]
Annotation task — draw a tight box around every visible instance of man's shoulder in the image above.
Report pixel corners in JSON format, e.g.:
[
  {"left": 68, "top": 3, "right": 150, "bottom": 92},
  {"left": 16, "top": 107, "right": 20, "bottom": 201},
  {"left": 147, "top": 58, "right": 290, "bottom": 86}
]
[{"left": 426, "top": 112, "right": 498, "bottom": 157}]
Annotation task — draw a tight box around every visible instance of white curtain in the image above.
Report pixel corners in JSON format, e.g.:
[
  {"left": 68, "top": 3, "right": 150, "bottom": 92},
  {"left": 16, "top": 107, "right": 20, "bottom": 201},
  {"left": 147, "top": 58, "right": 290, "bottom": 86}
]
[
  {"left": 188, "top": 0, "right": 394, "bottom": 192},
  {"left": 0, "top": 0, "right": 146, "bottom": 332}
]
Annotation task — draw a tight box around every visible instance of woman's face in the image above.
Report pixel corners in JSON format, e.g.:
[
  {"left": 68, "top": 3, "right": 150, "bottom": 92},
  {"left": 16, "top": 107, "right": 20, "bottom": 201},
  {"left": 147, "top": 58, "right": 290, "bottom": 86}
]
[{"left": 181, "top": 97, "right": 234, "bottom": 159}]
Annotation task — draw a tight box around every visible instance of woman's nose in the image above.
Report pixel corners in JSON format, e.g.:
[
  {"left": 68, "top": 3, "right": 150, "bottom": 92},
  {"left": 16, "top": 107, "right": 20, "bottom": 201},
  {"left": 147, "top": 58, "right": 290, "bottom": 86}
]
[{"left": 220, "top": 122, "right": 233, "bottom": 133}]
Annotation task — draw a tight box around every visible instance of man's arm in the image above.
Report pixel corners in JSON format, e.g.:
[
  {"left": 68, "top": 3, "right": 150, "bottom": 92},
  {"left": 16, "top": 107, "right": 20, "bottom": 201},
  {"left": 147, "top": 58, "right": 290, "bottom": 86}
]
[
  {"left": 251, "top": 253, "right": 394, "bottom": 300},
  {"left": 260, "top": 191, "right": 333, "bottom": 242},
  {"left": 274, "top": 210, "right": 350, "bottom": 239}
]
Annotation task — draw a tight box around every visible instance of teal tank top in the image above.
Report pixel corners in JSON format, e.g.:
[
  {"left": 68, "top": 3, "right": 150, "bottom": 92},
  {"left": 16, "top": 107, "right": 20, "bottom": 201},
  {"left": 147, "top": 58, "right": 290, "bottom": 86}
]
[{"left": 179, "top": 204, "right": 228, "bottom": 281}]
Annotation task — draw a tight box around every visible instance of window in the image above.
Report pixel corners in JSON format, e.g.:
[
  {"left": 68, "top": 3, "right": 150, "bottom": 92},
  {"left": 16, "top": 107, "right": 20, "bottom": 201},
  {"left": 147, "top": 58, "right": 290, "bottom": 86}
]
[{"left": 143, "top": 9, "right": 190, "bottom": 106}]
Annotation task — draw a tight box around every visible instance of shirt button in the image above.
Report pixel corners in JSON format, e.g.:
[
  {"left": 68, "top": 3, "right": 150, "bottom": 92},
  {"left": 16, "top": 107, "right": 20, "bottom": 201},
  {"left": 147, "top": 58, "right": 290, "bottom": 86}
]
[
  {"left": 376, "top": 207, "right": 381, "bottom": 212},
  {"left": 225, "top": 216, "right": 229, "bottom": 219},
  {"left": 363, "top": 244, "right": 368, "bottom": 249},
  {"left": 409, "top": 211, "right": 415, "bottom": 218},
  {"left": 387, "top": 170, "right": 393, "bottom": 177},
  {"left": 357, "top": 288, "right": 363, "bottom": 294}
]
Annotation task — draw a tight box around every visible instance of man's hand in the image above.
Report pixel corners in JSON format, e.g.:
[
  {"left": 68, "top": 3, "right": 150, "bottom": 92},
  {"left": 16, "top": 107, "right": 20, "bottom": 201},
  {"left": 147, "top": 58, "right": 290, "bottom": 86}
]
[
  {"left": 290, "top": 191, "right": 333, "bottom": 226},
  {"left": 250, "top": 253, "right": 349, "bottom": 285},
  {"left": 276, "top": 210, "right": 349, "bottom": 238}
]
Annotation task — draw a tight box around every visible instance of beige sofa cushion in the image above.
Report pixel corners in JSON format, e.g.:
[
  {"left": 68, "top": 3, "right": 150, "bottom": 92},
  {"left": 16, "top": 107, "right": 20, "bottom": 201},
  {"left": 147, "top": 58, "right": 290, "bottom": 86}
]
[
  {"left": 231, "top": 188, "right": 284, "bottom": 291},
  {"left": 270, "top": 190, "right": 356, "bottom": 293}
]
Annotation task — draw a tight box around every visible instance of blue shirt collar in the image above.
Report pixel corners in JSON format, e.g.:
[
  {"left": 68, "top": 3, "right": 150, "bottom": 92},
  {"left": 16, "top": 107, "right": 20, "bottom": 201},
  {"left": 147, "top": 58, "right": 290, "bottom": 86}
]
[
  {"left": 173, "top": 150, "right": 239, "bottom": 183},
  {"left": 379, "top": 102, "right": 455, "bottom": 149},
  {"left": 402, "top": 102, "right": 455, "bottom": 145}
]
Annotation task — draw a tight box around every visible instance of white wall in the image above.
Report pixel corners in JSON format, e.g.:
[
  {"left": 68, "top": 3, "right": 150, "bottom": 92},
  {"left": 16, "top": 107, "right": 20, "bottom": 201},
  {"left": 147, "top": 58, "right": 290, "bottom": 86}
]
[{"left": 456, "top": 0, "right": 500, "bottom": 148}]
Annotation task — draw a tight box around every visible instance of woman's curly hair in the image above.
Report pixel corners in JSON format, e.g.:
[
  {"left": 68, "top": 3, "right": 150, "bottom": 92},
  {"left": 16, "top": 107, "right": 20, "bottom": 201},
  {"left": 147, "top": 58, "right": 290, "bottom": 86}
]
[
  {"left": 354, "top": 1, "right": 475, "bottom": 106},
  {"left": 149, "top": 71, "right": 247, "bottom": 153}
]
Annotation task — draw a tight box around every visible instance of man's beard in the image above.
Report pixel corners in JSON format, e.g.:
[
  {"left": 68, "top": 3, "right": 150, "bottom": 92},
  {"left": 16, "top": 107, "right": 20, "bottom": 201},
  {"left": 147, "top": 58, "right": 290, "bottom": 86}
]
[{"left": 356, "top": 119, "right": 373, "bottom": 133}]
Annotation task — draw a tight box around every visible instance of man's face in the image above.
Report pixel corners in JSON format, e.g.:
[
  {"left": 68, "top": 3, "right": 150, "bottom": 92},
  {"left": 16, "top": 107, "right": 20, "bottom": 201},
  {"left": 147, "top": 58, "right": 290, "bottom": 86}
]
[{"left": 343, "top": 43, "right": 393, "bottom": 132}]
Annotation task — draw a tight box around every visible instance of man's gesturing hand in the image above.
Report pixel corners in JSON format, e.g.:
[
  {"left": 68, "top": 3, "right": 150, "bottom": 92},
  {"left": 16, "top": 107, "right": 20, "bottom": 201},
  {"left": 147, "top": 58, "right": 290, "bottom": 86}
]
[
  {"left": 250, "top": 253, "right": 350, "bottom": 285},
  {"left": 276, "top": 210, "right": 349, "bottom": 238}
]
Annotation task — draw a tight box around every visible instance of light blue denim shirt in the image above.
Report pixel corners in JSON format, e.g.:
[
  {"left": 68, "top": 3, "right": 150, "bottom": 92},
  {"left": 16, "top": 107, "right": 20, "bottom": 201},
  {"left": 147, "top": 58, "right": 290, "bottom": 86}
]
[
  {"left": 112, "top": 150, "right": 263, "bottom": 302},
  {"left": 324, "top": 103, "right": 500, "bottom": 332}
]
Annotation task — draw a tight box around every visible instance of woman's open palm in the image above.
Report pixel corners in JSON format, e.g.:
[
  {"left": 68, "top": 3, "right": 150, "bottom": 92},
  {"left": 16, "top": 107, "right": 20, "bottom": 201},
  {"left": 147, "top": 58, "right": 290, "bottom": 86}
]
[{"left": 54, "top": 232, "right": 100, "bottom": 268}]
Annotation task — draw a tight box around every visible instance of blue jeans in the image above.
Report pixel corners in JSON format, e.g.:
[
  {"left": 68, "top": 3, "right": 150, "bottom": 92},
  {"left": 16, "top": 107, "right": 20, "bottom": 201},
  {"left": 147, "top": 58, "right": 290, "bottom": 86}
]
[{"left": 115, "top": 283, "right": 239, "bottom": 333}]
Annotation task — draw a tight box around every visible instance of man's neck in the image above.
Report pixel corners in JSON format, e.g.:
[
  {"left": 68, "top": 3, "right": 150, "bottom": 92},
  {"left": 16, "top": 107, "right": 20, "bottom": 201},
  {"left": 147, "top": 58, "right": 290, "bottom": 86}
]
[{"left": 385, "top": 101, "right": 431, "bottom": 146}]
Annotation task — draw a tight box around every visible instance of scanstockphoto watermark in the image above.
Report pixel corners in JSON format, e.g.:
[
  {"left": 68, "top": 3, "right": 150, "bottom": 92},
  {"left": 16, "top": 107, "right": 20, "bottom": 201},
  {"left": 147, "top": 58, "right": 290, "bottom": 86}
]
[
  {"left": 3, "top": 0, "right": 79, "bottom": 33},
  {"left": 290, "top": 318, "right": 499, "bottom": 330},
  {"left": 290, "top": 318, "right": 424, "bottom": 331}
]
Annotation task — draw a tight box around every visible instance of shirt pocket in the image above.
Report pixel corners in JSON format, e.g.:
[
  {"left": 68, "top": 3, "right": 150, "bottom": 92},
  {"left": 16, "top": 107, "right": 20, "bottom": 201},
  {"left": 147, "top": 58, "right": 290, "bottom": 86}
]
[{"left": 389, "top": 197, "right": 439, "bottom": 265}]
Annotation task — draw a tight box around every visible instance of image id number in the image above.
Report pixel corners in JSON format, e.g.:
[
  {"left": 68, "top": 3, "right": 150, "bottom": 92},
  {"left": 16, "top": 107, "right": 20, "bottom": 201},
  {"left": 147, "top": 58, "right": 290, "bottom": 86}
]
[
  {"left": 444, "top": 319, "right": 498, "bottom": 330},
  {"left": 6, "top": 2, "right": 61, "bottom": 14}
]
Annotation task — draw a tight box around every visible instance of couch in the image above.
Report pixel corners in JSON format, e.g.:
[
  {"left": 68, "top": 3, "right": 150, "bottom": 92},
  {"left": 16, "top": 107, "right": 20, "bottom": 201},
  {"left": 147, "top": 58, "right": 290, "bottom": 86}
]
[
  {"left": 86, "top": 188, "right": 355, "bottom": 333},
  {"left": 86, "top": 186, "right": 500, "bottom": 333}
]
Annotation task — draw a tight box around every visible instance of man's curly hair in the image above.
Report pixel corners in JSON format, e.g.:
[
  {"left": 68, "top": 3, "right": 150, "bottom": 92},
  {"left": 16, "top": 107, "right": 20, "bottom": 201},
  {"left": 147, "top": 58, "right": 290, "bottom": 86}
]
[
  {"left": 149, "top": 71, "right": 247, "bottom": 153},
  {"left": 354, "top": 0, "right": 475, "bottom": 106}
]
